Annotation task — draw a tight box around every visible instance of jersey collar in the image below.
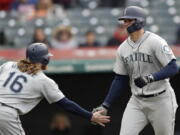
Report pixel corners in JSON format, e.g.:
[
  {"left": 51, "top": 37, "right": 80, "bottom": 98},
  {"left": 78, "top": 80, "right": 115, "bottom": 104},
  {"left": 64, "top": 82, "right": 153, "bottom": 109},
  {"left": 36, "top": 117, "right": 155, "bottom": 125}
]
[{"left": 127, "top": 31, "right": 151, "bottom": 48}]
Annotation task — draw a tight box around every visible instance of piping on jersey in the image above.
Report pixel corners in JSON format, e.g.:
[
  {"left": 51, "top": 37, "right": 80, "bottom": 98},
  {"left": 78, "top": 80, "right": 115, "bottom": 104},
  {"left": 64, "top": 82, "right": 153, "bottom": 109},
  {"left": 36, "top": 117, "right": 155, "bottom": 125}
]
[
  {"left": 137, "top": 33, "right": 150, "bottom": 95},
  {"left": 169, "top": 90, "right": 177, "bottom": 135},
  {"left": 16, "top": 116, "right": 23, "bottom": 135},
  {"left": 127, "top": 32, "right": 151, "bottom": 95}
]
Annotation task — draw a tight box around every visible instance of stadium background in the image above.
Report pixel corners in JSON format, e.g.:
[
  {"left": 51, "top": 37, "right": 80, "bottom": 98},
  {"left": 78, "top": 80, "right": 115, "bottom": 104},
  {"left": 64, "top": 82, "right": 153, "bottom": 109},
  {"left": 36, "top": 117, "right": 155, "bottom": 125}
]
[{"left": 1, "top": 0, "right": 180, "bottom": 135}]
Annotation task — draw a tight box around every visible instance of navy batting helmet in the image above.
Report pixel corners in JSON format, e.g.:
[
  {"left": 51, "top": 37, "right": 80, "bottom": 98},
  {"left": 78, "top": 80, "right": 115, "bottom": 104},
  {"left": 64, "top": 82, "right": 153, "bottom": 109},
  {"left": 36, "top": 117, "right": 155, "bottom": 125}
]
[
  {"left": 118, "top": 6, "right": 146, "bottom": 33},
  {"left": 119, "top": 6, "right": 146, "bottom": 24},
  {"left": 26, "top": 43, "right": 52, "bottom": 66}
]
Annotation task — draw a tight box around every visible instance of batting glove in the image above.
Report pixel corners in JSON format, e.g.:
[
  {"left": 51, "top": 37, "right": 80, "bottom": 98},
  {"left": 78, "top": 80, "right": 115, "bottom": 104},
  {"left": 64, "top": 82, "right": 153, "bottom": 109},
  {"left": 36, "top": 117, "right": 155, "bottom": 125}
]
[
  {"left": 92, "top": 105, "right": 108, "bottom": 116},
  {"left": 91, "top": 105, "right": 108, "bottom": 125},
  {"left": 134, "top": 75, "right": 154, "bottom": 88}
]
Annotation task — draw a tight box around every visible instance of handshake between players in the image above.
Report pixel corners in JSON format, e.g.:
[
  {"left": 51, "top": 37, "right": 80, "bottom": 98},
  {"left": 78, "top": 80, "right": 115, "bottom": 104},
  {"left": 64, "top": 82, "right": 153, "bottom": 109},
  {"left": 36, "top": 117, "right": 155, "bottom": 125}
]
[{"left": 91, "top": 110, "right": 110, "bottom": 126}]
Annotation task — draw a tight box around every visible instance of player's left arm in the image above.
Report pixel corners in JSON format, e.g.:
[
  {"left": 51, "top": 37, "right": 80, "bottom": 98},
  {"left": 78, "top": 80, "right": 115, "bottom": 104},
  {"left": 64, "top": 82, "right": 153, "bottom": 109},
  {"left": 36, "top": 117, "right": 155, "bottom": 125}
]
[
  {"left": 41, "top": 78, "right": 90, "bottom": 117},
  {"left": 41, "top": 78, "right": 93, "bottom": 120},
  {"left": 56, "top": 98, "right": 110, "bottom": 127},
  {"left": 152, "top": 59, "right": 178, "bottom": 81},
  {"left": 56, "top": 97, "right": 92, "bottom": 120},
  {"left": 135, "top": 40, "right": 179, "bottom": 88},
  {"left": 134, "top": 59, "right": 179, "bottom": 88},
  {"left": 41, "top": 78, "right": 110, "bottom": 126}
]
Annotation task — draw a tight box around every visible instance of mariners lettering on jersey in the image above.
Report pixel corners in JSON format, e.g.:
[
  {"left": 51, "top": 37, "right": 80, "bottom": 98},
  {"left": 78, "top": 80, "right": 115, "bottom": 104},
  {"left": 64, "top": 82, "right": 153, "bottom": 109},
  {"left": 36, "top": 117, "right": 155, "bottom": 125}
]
[{"left": 123, "top": 52, "right": 153, "bottom": 64}]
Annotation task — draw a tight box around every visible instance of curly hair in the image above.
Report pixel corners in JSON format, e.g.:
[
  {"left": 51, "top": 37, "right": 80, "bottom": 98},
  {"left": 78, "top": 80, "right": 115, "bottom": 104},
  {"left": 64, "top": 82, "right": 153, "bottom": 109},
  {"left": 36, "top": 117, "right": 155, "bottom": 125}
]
[
  {"left": 17, "top": 59, "right": 46, "bottom": 75},
  {"left": 53, "top": 25, "right": 73, "bottom": 40}
]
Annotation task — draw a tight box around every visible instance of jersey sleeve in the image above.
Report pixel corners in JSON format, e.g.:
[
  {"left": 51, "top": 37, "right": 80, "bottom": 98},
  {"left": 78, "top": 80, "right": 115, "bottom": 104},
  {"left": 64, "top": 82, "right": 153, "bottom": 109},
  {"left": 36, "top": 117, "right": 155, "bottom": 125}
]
[
  {"left": 113, "top": 49, "right": 128, "bottom": 75},
  {"left": 154, "top": 39, "right": 176, "bottom": 67},
  {"left": 0, "top": 62, "right": 11, "bottom": 74},
  {"left": 41, "top": 78, "right": 65, "bottom": 104},
  {"left": 0, "top": 63, "right": 6, "bottom": 74}
]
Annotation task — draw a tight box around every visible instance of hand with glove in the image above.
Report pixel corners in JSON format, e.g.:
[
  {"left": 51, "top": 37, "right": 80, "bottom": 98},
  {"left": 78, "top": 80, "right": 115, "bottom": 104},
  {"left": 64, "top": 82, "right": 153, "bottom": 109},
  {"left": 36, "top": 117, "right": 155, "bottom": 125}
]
[
  {"left": 91, "top": 110, "right": 110, "bottom": 127},
  {"left": 134, "top": 75, "right": 154, "bottom": 88},
  {"left": 91, "top": 105, "right": 108, "bottom": 125},
  {"left": 92, "top": 105, "right": 108, "bottom": 115}
]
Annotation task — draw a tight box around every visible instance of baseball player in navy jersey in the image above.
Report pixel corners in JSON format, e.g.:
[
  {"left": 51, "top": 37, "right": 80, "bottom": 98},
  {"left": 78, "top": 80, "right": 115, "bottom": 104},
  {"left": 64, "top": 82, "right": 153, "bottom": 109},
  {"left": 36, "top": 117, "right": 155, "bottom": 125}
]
[
  {"left": 93, "top": 6, "right": 179, "bottom": 135},
  {"left": 0, "top": 43, "right": 110, "bottom": 135}
]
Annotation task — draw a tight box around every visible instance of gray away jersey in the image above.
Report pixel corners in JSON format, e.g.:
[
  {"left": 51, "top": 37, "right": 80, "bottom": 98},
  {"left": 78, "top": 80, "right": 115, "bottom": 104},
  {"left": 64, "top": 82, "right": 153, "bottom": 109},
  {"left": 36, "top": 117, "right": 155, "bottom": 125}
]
[
  {"left": 114, "top": 31, "right": 176, "bottom": 95},
  {"left": 0, "top": 61, "right": 65, "bottom": 115}
]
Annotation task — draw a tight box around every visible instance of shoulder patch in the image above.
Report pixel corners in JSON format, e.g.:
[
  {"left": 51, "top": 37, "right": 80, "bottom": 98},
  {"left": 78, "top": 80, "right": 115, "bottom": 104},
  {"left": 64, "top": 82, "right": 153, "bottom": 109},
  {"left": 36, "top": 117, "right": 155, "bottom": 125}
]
[{"left": 162, "top": 45, "right": 173, "bottom": 54}]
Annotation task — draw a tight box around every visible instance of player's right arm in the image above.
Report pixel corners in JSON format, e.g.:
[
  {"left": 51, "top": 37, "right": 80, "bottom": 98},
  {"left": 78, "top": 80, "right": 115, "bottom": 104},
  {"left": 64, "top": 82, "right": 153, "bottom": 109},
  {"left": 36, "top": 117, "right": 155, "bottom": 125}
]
[
  {"left": 93, "top": 49, "right": 129, "bottom": 113},
  {"left": 40, "top": 77, "right": 110, "bottom": 126},
  {"left": 102, "top": 74, "right": 129, "bottom": 108}
]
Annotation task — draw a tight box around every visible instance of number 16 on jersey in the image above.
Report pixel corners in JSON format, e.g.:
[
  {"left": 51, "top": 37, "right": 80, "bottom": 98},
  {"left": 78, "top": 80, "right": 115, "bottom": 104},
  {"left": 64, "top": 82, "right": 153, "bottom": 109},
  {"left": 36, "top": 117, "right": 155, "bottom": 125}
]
[{"left": 3, "top": 72, "right": 27, "bottom": 93}]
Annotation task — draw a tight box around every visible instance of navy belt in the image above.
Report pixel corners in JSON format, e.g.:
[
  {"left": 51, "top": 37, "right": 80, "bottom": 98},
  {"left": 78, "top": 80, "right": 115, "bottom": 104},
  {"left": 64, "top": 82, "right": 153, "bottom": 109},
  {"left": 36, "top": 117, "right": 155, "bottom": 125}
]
[{"left": 137, "top": 90, "right": 166, "bottom": 98}]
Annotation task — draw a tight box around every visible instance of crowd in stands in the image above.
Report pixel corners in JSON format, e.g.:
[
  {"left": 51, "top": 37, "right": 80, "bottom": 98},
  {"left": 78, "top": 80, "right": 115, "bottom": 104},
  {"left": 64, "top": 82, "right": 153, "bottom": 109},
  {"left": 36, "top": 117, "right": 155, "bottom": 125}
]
[
  {"left": 51, "top": 25, "right": 78, "bottom": 49},
  {"left": 0, "top": 0, "right": 126, "bottom": 11},
  {"left": 31, "top": 24, "right": 128, "bottom": 49},
  {"left": 1, "top": 0, "right": 180, "bottom": 48},
  {"left": 0, "top": 0, "right": 128, "bottom": 49},
  {"left": 79, "top": 31, "right": 101, "bottom": 47},
  {"left": 31, "top": 27, "right": 51, "bottom": 45},
  {"left": 106, "top": 24, "right": 127, "bottom": 46},
  {"left": 33, "top": 24, "right": 127, "bottom": 49}
]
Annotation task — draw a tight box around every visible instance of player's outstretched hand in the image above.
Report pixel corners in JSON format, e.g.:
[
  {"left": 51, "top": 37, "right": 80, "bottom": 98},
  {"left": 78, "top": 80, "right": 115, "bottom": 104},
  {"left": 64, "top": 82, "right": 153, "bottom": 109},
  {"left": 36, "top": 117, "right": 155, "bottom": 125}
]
[
  {"left": 91, "top": 110, "right": 110, "bottom": 127},
  {"left": 134, "top": 75, "right": 154, "bottom": 88}
]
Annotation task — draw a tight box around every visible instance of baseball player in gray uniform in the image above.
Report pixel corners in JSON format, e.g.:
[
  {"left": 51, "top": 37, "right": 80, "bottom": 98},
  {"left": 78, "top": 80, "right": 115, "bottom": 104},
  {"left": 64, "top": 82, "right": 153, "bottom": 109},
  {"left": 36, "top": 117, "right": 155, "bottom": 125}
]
[
  {"left": 0, "top": 43, "right": 110, "bottom": 135},
  {"left": 93, "top": 6, "right": 179, "bottom": 135}
]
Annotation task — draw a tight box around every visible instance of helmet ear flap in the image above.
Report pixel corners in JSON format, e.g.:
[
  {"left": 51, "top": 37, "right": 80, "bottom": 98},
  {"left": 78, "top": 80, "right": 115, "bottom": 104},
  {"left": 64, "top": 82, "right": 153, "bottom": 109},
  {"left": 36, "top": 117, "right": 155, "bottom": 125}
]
[
  {"left": 127, "top": 20, "right": 144, "bottom": 33},
  {"left": 41, "top": 55, "right": 50, "bottom": 66},
  {"left": 134, "top": 20, "right": 144, "bottom": 28}
]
